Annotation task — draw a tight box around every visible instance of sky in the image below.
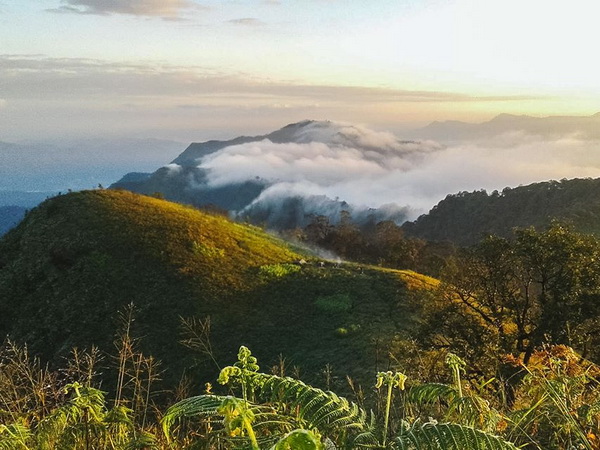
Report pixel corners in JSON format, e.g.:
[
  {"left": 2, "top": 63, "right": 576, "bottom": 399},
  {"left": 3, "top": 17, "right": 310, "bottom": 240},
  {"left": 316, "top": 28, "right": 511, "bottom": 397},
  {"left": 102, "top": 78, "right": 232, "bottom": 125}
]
[{"left": 1, "top": 0, "right": 599, "bottom": 142}]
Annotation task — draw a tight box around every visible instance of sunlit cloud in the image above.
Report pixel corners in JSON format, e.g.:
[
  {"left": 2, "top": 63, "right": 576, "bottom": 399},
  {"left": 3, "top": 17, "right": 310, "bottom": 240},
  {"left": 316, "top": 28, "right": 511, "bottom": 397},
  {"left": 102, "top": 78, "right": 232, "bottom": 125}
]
[
  {"left": 0, "top": 55, "right": 560, "bottom": 141},
  {"left": 0, "top": 56, "right": 547, "bottom": 103},
  {"left": 47, "top": 0, "right": 197, "bottom": 19}
]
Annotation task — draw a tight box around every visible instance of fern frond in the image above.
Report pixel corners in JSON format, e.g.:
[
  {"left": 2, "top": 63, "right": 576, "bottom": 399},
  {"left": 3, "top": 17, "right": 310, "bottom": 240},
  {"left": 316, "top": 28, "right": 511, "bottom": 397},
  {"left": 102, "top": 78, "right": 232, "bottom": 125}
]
[
  {"left": 407, "top": 383, "right": 458, "bottom": 405},
  {"left": 0, "top": 423, "right": 31, "bottom": 449},
  {"left": 124, "top": 430, "right": 159, "bottom": 450},
  {"left": 393, "top": 420, "right": 519, "bottom": 450},
  {"left": 408, "top": 382, "right": 503, "bottom": 431},
  {"left": 249, "top": 372, "right": 368, "bottom": 436},
  {"left": 269, "top": 429, "right": 323, "bottom": 449},
  {"left": 161, "top": 394, "right": 226, "bottom": 439}
]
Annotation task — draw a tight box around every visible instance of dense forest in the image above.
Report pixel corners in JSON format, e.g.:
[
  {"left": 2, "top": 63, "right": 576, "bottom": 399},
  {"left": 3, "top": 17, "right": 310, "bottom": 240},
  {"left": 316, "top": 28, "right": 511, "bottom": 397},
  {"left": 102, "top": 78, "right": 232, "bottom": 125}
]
[
  {"left": 403, "top": 177, "right": 600, "bottom": 245},
  {"left": 3, "top": 190, "right": 600, "bottom": 448}
]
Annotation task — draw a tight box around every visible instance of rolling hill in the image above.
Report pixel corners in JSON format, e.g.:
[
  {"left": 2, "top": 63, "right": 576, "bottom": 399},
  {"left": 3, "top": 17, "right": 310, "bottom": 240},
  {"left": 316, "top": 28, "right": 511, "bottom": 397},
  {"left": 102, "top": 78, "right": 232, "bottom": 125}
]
[{"left": 0, "top": 189, "right": 428, "bottom": 388}]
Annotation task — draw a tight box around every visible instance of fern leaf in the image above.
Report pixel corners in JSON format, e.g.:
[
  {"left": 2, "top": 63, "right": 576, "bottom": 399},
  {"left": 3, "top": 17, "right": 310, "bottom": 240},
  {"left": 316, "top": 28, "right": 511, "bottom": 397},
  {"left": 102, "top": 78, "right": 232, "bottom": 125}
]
[
  {"left": 249, "top": 372, "right": 368, "bottom": 436},
  {"left": 394, "top": 420, "right": 519, "bottom": 450},
  {"left": 269, "top": 429, "right": 323, "bottom": 450},
  {"left": 0, "top": 423, "right": 31, "bottom": 450},
  {"left": 161, "top": 394, "right": 226, "bottom": 439},
  {"left": 407, "top": 383, "right": 458, "bottom": 405}
]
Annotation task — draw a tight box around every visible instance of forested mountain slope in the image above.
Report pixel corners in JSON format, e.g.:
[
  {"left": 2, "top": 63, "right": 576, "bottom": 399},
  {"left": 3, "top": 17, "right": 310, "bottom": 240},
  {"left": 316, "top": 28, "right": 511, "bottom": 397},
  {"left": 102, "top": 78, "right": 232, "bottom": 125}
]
[{"left": 403, "top": 177, "right": 600, "bottom": 245}]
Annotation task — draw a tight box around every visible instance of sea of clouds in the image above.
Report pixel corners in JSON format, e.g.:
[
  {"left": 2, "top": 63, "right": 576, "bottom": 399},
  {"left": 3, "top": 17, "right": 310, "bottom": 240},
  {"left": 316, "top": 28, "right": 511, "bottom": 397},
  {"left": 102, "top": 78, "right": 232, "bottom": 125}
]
[{"left": 172, "top": 120, "right": 600, "bottom": 222}]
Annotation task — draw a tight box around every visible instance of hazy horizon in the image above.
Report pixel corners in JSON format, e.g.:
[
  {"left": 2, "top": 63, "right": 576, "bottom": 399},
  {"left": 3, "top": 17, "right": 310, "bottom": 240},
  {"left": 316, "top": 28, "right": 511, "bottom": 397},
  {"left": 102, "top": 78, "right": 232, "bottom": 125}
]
[{"left": 1, "top": 1, "right": 599, "bottom": 142}]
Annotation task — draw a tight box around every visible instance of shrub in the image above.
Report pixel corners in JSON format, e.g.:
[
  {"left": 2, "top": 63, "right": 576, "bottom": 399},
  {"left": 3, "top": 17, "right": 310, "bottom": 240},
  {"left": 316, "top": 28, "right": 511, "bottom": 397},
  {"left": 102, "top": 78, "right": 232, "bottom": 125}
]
[
  {"left": 335, "top": 327, "right": 349, "bottom": 336},
  {"left": 258, "top": 263, "right": 301, "bottom": 278},
  {"left": 192, "top": 240, "right": 225, "bottom": 259}
]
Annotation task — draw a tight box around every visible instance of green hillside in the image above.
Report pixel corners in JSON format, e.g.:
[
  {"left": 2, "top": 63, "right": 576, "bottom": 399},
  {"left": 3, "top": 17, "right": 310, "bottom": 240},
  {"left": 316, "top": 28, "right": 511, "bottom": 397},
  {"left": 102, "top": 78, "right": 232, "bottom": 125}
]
[
  {"left": 0, "top": 189, "right": 422, "bottom": 388},
  {"left": 403, "top": 177, "right": 600, "bottom": 246}
]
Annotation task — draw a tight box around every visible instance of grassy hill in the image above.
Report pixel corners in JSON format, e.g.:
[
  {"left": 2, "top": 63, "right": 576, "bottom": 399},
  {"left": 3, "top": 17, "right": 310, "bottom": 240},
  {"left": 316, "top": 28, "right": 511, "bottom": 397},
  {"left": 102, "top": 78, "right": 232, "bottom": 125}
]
[
  {"left": 403, "top": 177, "right": 600, "bottom": 246},
  {"left": 0, "top": 189, "right": 427, "bottom": 389}
]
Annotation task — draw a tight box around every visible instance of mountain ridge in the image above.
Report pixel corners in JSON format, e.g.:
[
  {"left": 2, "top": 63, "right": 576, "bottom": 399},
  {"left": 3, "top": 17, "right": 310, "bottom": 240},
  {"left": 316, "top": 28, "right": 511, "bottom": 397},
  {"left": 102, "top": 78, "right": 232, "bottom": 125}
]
[{"left": 413, "top": 112, "right": 600, "bottom": 141}]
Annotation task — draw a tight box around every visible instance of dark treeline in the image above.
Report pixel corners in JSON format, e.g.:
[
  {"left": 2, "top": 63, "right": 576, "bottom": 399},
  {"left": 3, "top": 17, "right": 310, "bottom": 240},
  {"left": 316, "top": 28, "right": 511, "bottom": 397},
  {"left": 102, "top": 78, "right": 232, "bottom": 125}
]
[
  {"left": 403, "top": 177, "right": 600, "bottom": 246},
  {"left": 288, "top": 210, "right": 455, "bottom": 276}
]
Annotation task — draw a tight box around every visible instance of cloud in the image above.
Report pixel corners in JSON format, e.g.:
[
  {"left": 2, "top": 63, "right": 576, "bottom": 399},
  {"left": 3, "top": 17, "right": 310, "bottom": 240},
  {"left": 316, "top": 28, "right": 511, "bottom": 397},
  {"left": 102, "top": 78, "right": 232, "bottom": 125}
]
[
  {"left": 0, "top": 99, "right": 6, "bottom": 108},
  {"left": 48, "top": 0, "right": 196, "bottom": 19},
  {"left": 227, "top": 18, "right": 266, "bottom": 26},
  {"left": 191, "top": 121, "right": 442, "bottom": 219},
  {"left": 0, "top": 55, "right": 558, "bottom": 142},
  {"left": 186, "top": 122, "right": 600, "bottom": 221},
  {"left": 0, "top": 55, "right": 545, "bottom": 105}
]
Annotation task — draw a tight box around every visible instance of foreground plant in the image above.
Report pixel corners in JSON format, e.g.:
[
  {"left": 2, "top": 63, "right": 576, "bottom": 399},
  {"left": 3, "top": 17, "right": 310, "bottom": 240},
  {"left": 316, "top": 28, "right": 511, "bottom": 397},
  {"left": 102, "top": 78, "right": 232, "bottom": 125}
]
[{"left": 163, "top": 346, "right": 518, "bottom": 449}]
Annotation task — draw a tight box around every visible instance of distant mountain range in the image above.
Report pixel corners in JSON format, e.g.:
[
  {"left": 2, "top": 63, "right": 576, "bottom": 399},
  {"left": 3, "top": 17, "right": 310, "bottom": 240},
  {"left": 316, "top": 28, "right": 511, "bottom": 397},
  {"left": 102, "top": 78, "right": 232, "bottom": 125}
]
[
  {"left": 5, "top": 113, "right": 600, "bottom": 239},
  {"left": 112, "top": 114, "right": 600, "bottom": 232},
  {"left": 408, "top": 112, "right": 600, "bottom": 142}
]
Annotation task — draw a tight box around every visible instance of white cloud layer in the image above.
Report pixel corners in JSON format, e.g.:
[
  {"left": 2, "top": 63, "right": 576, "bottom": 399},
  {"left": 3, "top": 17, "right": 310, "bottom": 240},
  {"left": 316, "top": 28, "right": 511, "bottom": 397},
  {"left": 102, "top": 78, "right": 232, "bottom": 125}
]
[{"left": 193, "top": 122, "right": 600, "bottom": 220}]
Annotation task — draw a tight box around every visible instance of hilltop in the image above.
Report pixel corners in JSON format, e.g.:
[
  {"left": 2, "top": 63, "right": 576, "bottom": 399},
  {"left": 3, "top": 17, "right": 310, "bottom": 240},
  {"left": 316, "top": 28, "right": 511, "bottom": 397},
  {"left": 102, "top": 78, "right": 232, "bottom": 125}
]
[{"left": 0, "top": 189, "right": 428, "bottom": 387}]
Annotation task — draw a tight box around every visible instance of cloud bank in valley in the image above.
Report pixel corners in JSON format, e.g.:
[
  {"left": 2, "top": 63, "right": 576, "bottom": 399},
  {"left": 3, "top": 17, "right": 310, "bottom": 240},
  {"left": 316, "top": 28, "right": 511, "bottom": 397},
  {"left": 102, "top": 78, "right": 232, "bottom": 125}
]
[{"left": 183, "top": 121, "right": 600, "bottom": 222}]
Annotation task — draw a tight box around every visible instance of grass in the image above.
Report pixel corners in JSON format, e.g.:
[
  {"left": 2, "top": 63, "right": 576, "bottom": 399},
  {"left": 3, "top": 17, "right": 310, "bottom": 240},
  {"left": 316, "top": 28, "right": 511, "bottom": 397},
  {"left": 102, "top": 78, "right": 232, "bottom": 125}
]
[{"left": 0, "top": 189, "right": 431, "bottom": 391}]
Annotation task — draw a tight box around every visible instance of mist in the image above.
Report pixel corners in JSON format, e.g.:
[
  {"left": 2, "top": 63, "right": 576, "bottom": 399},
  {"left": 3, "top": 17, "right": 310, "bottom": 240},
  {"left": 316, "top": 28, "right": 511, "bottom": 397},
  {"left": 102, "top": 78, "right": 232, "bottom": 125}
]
[{"left": 183, "top": 121, "right": 600, "bottom": 222}]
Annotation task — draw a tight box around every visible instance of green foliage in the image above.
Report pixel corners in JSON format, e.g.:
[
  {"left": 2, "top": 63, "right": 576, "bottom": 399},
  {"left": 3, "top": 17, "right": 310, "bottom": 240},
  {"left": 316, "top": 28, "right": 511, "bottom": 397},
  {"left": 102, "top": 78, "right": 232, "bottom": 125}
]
[
  {"left": 258, "top": 263, "right": 301, "bottom": 278},
  {"left": 192, "top": 240, "right": 225, "bottom": 258},
  {"left": 394, "top": 420, "right": 519, "bottom": 450},
  {"left": 163, "top": 346, "right": 525, "bottom": 449},
  {"left": 376, "top": 371, "right": 408, "bottom": 446},
  {"left": 315, "top": 293, "right": 352, "bottom": 313},
  {"left": 270, "top": 429, "right": 323, "bottom": 449},
  {"left": 430, "top": 224, "right": 600, "bottom": 367},
  {"left": 4, "top": 339, "right": 600, "bottom": 449},
  {"left": 0, "top": 423, "right": 31, "bottom": 449},
  {"left": 298, "top": 214, "right": 447, "bottom": 276},
  {"left": 335, "top": 327, "right": 349, "bottom": 336},
  {"left": 0, "top": 190, "right": 422, "bottom": 391},
  {"left": 5, "top": 190, "right": 600, "bottom": 448}
]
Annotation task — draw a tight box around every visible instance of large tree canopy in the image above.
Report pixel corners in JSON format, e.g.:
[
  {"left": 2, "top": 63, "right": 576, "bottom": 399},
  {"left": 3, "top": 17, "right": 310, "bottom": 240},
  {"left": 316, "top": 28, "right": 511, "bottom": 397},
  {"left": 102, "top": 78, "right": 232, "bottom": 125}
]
[{"left": 433, "top": 224, "right": 600, "bottom": 364}]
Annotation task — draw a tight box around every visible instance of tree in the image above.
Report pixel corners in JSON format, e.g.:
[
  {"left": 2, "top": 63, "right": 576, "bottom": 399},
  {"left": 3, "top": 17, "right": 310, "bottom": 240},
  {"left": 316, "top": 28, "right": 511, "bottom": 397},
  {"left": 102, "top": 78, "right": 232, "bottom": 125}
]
[{"left": 437, "top": 224, "right": 600, "bottom": 365}]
